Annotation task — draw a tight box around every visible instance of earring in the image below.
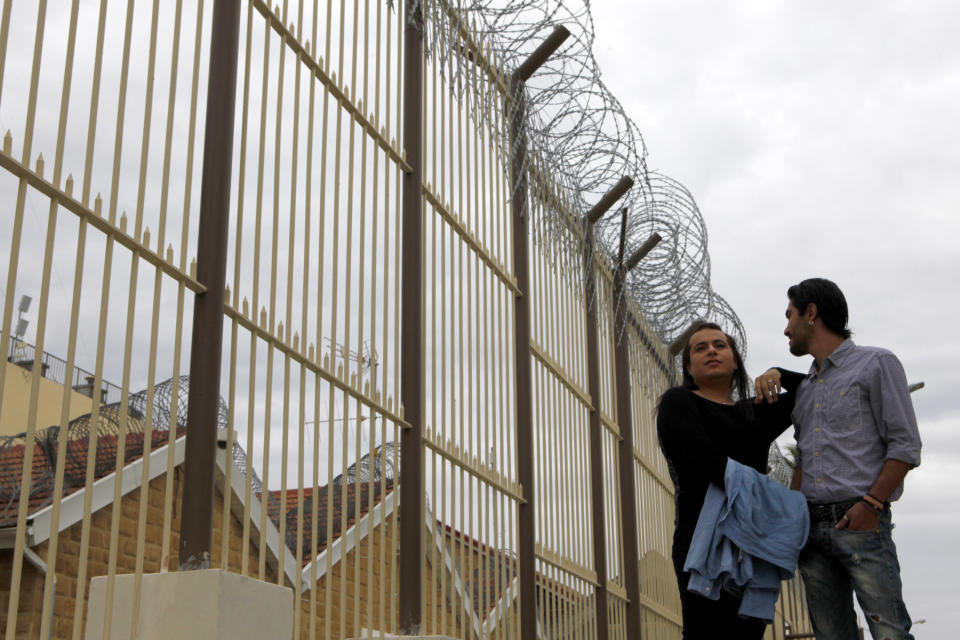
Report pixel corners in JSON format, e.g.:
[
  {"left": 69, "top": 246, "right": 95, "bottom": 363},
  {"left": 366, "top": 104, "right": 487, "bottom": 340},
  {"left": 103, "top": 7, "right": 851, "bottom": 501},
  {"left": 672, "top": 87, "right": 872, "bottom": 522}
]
[{"left": 808, "top": 321, "right": 814, "bottom": 326}]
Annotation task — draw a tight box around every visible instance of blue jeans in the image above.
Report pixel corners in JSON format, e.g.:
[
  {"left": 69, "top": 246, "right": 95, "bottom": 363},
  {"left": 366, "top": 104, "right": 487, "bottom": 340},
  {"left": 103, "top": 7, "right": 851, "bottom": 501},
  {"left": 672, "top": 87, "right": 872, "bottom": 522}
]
[{"left": 799, "top": 509, "right": 914, "bottom": 640}]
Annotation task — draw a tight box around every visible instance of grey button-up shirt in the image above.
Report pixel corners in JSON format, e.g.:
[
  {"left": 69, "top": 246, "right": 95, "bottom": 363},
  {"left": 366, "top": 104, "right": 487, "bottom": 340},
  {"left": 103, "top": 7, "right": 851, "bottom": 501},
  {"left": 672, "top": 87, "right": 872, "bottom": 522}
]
[{"left": 792, "top": 339, "right": 921, "bottom": 504}]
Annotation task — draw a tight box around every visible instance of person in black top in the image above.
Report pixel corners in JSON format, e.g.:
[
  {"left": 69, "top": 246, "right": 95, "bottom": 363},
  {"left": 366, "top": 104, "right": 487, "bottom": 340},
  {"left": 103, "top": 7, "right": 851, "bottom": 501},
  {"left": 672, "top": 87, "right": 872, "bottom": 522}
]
[{"left": 656, "top": 321, "right": 805, "bottom": 639}]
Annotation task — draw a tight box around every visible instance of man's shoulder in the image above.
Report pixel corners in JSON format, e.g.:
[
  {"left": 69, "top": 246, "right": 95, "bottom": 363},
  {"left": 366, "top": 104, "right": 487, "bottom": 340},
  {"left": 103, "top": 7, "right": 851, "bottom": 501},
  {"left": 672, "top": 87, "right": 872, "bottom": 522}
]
[
  {"left": 845, "top": 343, "right": 900, "bottom": 366},
  {"left": 850, "top": 343, "right": 896, "bottom": 357}
]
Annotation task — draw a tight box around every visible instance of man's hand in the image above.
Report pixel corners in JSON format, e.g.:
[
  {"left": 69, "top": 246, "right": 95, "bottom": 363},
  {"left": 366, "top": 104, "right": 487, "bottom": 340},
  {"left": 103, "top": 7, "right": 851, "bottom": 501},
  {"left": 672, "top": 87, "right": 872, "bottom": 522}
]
[
  {"left": 836, "top": 501, "right": 881, "bottom": 531},
  {"left": 753, "top": 368, "right": 782, "bottom": 404}
]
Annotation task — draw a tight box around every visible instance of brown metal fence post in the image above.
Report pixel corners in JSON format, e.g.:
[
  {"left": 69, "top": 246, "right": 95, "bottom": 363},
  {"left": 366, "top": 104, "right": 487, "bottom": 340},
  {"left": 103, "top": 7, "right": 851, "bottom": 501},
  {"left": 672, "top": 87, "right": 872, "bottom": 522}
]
[
  {"left": 398, "top": 0, "right": 425, "bottom": 633},
  {"left": 178, "top": 0, "right": 243, "bottom": 571},
  {"left": 509, "top": 72, "right": 537, "bottom": 640},
  {"left": 510, "top": 25, "right": 570, "bottom": 640},
  {"left": 614, "top": 229, "right": 662, "bottom": 637},
  {"left": 583, "top": 176, "right": 633, "bottom": 640}
]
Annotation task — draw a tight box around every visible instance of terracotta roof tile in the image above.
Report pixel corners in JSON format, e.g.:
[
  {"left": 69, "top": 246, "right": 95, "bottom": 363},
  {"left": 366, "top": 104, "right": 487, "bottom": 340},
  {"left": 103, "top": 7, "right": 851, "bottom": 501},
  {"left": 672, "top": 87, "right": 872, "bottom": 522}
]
[
  {"left": 261, "top": 478, "right": 395, "bottom": 566},
  {"left": 0, "top": 428, "right": 180, "bottom": 527}
]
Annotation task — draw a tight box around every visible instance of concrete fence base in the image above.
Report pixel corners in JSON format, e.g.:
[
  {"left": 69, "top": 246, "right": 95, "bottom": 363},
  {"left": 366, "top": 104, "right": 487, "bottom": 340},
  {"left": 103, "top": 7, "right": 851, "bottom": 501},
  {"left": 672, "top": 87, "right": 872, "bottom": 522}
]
[{"left": 85, "top": 568, "right": 293, "bottom": 640}]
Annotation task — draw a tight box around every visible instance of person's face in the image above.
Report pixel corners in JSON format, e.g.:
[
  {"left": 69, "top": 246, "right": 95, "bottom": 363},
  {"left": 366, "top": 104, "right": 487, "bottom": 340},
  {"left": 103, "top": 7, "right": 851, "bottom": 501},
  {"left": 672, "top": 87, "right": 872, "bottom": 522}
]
[
  {"left": 686, "top": 328, "right": 737, "bottom": 387},
  {"left": 784, "top": 301, "right": 812, "bottom": 356}
]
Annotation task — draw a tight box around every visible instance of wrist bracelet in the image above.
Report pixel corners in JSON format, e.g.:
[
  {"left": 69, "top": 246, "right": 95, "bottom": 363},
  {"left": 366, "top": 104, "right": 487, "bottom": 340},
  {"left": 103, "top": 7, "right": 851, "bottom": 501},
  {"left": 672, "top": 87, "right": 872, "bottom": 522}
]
[
  {"left": 861, "top": 499, "right": 883, "bottom": 513},
  {"left": 866, "top": 492, "right": 886, "bottom": 506}
]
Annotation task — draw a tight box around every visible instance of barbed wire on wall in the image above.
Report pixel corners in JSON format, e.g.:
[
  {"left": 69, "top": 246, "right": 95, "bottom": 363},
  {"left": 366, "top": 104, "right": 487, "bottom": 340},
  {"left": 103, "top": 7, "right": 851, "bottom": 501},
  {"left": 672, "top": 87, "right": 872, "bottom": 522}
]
[
  {"left": 0, "top": 377, "right": 240, "bottom": 524},
  {"left": 424, "top": 0, "right": 745, "bottom": 354}
]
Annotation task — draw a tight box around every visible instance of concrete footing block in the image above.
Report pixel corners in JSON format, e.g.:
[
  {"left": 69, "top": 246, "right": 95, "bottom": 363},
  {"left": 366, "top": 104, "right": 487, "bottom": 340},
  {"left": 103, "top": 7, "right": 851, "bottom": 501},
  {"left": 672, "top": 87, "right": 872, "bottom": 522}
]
[{"left": 85, "top": 569, "right": 293, "bottom": 640}]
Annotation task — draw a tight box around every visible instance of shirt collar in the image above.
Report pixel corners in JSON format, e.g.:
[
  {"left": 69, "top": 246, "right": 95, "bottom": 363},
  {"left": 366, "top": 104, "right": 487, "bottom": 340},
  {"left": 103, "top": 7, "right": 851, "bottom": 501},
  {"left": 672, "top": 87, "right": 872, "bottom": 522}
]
[{"left": 807, "top": 338, "right": 856, "bottom": 377}]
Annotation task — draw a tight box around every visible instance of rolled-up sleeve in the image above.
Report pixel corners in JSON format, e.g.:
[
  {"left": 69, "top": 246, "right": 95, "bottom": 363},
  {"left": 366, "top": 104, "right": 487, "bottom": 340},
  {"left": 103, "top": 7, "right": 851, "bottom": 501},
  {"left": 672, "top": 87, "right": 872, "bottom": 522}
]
[{"left": 869, "top": 353, "right": 922, "bottom": 467}]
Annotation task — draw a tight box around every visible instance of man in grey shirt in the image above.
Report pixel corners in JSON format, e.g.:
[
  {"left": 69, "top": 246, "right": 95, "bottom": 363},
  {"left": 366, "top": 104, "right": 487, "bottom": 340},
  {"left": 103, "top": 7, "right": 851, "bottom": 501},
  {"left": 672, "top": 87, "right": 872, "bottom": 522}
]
[{"left": 784, "top": 278, "right": 921, "bottom": 640}]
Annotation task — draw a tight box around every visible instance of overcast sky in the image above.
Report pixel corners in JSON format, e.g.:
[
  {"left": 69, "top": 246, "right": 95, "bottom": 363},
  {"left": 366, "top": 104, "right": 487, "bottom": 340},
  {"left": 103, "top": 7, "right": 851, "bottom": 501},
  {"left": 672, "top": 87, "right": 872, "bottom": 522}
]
[
  {"left": 2, "top": 0, "right": 957, "bottom": 634},
  {"left": 592, "top": 1, "right": 960, "bottom": 637}
]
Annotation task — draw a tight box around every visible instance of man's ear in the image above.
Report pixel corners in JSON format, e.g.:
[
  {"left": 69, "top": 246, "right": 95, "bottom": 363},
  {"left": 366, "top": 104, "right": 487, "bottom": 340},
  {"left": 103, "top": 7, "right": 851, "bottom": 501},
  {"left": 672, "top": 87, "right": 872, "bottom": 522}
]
[{"left": 805, "top": 303, "right": 818, "bottom": 324}]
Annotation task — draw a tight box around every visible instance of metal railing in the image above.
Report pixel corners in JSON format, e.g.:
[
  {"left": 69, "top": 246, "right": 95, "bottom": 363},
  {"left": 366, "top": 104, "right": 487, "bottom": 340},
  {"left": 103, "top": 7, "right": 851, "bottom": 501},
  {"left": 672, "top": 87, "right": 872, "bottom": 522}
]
[{"left": 5, "top": 333, "right": 121, "bottom": 405}]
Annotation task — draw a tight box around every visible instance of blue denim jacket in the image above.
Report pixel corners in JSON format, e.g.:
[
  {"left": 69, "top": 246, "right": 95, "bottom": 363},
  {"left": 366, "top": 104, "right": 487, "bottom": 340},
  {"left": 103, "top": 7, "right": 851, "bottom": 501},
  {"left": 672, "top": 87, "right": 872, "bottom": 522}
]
[{"left": 683, "top": 459, "right": 809, "bottom": 622}]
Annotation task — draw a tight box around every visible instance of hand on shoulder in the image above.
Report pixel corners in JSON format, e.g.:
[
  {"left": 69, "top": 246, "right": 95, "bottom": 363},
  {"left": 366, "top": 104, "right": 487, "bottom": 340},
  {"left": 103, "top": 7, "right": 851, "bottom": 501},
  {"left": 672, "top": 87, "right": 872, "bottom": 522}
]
[{"left": 753, "top": 368, "right": 782, "bottom": 405}]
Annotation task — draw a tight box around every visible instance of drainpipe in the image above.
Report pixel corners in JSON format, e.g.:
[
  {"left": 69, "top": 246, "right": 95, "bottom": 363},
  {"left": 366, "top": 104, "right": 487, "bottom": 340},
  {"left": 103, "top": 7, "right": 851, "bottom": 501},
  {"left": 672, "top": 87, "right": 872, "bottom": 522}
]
[{"left": 22, "top": 546, "right": 55, "bottom": 640}]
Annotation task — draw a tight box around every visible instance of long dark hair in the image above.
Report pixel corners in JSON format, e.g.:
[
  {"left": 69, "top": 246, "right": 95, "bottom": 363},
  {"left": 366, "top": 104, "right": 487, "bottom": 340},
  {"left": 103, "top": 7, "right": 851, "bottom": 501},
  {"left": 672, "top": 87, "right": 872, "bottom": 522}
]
[{"left": 680, "top": 321, "right": 749, "bottom": 400}]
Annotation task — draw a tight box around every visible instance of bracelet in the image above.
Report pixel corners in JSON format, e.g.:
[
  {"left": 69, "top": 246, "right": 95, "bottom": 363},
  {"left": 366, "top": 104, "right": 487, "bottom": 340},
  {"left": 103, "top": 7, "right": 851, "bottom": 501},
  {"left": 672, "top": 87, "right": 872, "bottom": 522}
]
[
  {"left": 866, "top": 492, "right": 886, "bottom": 506},
  {"left": 861, "top": 498, "right": 883, "bottom": 513}
]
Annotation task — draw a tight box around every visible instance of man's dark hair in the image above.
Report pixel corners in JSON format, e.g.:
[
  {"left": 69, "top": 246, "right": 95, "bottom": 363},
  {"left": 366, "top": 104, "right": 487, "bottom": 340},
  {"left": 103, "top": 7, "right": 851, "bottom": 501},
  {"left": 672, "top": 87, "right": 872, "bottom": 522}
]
[
  {"left": 787, "top": 278, "right": 852, "bottom": 339},
  {"left": 680, "top": 320, "right": 749, "bottom": 400}
]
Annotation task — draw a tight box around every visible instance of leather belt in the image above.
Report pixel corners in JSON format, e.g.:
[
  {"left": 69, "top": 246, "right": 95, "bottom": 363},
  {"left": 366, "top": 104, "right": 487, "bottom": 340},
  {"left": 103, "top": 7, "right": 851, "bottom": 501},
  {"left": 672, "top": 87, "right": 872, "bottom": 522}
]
[{"left": 808, "top": 500, "right": 860, "bottom": 525}]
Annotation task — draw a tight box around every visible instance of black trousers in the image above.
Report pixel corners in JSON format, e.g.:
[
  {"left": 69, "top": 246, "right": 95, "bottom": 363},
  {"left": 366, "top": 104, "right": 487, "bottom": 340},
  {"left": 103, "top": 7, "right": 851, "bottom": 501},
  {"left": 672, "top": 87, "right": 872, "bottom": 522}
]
[{"left": 676, "top": 569, "right": 767, "bottom": 640}]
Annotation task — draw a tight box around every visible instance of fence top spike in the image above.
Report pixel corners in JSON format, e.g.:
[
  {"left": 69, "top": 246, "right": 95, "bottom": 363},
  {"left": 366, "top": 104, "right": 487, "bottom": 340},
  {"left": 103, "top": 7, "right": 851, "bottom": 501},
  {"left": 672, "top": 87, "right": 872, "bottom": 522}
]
[
  {"left": 65, "top": 173, "right": 74, "bottom": 196},
  {"left": 260, "top": 306, "right": 267, "bottom": 327},
  {"left": 277, "top": 321, "right": 283, "bottom": 340},
  {"left": 3, "top": 130, "right": 11, "bottom": 155},
  {"left": 293, "top": 332, "right": 299, "bottom": 350},
  {"left": 189, "top": 258, "right": 196, "bottom": 279},
  {"left": 35, "top": 153, "right": 44, "bottom": 176},
  {"left": 323, "top": 353, "right": 330, "bottom": 370},
  {"left": 142, "top": 227, "right": 150, "bottom": 247},
  {"left": 167, "top": 244, "right": 174, "bottom": 262}
]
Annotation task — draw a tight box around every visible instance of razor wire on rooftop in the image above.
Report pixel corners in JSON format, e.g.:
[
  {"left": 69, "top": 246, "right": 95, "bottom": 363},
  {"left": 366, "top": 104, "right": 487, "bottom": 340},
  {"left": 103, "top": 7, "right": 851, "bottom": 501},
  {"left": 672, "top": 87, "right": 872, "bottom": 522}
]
[{"left": 425, "top": 0, "right": 746, "bottom": 352}]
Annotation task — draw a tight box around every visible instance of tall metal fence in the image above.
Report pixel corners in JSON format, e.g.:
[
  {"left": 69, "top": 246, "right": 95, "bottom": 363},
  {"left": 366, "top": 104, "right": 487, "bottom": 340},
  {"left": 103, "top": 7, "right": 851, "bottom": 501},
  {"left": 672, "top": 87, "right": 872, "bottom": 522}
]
[{"left": 0, "top": 1, "right": 812, "bottom": 639}]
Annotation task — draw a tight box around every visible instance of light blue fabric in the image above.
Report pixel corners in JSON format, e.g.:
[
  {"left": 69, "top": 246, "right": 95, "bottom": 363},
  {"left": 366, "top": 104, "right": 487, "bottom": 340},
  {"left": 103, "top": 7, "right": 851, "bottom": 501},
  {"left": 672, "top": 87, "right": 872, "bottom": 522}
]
[{"left": 683, "top": 458, "right": 810, "bottom": 622}]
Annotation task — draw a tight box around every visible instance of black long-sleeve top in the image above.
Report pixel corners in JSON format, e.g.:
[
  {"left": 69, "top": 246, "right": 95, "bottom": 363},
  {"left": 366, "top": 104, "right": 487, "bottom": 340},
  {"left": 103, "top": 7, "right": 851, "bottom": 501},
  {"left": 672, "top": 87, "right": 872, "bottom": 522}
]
[{"left": 656, "top": 369, "right": 806, "bottom": 574}]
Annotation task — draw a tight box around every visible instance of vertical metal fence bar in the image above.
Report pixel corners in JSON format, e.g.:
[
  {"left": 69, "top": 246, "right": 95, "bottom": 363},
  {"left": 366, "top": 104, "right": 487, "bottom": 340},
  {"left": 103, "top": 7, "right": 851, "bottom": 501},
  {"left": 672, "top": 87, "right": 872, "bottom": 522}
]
[
  {"left": 617, "top": 232, "right": 665, "bottom": 638},
  {"left": 166, "top": 0, "right": 211, "bottom": 573},
  {"left": 126, "top": 2, "right": 165, "bottom": 633},
  {"left": 0, "top": 19, "right": 48, "bottom": 629},
  {"left": 398, "top": 0, "right": 425, "bottom": 633},
  {"left": 100, "top": 1, "right": 144, "bottom": 629},
  {"left": 583, "top": 178, "right": 632, "bottom": 640},
  {"left": 179, "top": 0, "right": 243, "bottom": 571},
  {"left": 616, "top": 276, "right": 644, "bottom": 640},
  {"left": 159, "top": 0, "right": 189, "bottom": 579},
  {"left": 71, "top": 3, "right": 121, "bottom": 637},
  {"left": 4, "top": 0, "right": 53, "bottom": 628},
  {"left": 508, "top": 70, "right": 536, "bottom": 640},
  {"left": 28, "top": 2, "right": 79, "bottom": 638}
]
